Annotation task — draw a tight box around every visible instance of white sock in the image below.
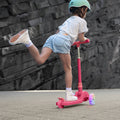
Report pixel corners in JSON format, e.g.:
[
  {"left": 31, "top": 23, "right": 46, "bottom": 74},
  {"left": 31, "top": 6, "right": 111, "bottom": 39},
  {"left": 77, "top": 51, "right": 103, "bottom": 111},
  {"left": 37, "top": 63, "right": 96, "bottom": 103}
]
[
  {"left": 25, "top": 41, "right": 33, "bottom": 48},
  {"left": 66, "top": 88, "right": 72, "bottom": 92},
  {"left": 66, "top": 88, "right": 75, "bottom": 95}
]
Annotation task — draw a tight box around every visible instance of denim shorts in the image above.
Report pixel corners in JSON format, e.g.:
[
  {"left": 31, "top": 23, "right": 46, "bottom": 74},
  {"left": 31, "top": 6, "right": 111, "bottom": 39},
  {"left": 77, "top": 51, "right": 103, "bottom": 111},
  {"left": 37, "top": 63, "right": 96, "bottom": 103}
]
[{"left": 43, "top": 33, "right": 72, "bottom": 54}]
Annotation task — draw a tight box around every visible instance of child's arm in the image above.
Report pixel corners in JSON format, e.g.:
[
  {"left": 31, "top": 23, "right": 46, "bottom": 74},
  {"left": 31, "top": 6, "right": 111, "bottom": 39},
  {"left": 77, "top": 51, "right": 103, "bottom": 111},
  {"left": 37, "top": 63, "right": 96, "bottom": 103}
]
[{"left": 78, "top": 33, "right": 87, "bottom": 42}]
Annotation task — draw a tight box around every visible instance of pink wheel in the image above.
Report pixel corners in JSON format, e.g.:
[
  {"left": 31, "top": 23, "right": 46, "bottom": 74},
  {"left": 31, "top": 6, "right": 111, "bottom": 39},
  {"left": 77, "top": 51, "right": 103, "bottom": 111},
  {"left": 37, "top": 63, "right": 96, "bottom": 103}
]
[
  {"left": 82, "top": 91, "right": 89, "bottom": 101},
  {"left": 56, "top": 98, "right": 64, "bottom": 109},
  {"left": 89, "top": 93, "right": 95, "bottom": 105}
]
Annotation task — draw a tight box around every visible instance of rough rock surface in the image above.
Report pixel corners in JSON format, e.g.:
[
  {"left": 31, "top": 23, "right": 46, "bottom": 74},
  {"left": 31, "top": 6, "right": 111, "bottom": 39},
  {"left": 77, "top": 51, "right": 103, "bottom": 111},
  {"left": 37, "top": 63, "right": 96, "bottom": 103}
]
[{"left": 0, "top": 0, "right": 120, "bottom": 90}]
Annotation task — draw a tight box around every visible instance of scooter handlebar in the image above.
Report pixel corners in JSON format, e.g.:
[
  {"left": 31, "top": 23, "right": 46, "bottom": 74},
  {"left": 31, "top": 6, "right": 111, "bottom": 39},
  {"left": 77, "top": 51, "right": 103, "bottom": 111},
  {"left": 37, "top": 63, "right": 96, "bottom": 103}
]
[{"left": 72, "top": 39, "right": 90, "bottom": 47}]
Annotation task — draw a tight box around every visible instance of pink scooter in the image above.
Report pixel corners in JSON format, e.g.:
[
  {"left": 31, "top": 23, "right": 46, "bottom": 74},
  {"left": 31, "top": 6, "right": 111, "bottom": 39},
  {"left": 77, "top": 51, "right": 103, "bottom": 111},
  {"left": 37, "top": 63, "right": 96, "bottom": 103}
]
[{"left": 56, "top": 39, "right": 95, "bottom": 108}]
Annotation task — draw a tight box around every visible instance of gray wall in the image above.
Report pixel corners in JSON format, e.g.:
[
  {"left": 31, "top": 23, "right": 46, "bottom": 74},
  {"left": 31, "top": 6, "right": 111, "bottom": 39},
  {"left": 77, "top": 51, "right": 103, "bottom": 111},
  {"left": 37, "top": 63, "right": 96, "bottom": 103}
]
[
  {"left": 0, "top": 0, "right": 120, "bottom": 90},
  {"left": 83, "top": 0, "right": 120, "bottom": 89}
]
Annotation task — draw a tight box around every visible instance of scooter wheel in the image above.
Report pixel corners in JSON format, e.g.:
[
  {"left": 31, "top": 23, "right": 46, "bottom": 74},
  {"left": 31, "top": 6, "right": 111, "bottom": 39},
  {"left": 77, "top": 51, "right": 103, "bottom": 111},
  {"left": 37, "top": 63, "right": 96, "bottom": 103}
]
[
  {"left": 82, "top": 91, "right": 89, "bottom": 101},
  {"left": 56, "top": 98, "right": 64, "bottom": 109},
  {"left": 89, "top": 93, "right": 95, "bottom": 105}
]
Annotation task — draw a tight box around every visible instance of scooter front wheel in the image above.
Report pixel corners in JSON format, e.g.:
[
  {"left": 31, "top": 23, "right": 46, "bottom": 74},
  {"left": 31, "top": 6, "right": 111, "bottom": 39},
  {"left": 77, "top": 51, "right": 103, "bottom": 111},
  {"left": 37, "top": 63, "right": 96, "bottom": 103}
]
[
  {"left": 89, "top": 93, "right": 95, "bottom": 105},
  {"left": 82, "top": 91, "right": 89, "bottom": 101}
]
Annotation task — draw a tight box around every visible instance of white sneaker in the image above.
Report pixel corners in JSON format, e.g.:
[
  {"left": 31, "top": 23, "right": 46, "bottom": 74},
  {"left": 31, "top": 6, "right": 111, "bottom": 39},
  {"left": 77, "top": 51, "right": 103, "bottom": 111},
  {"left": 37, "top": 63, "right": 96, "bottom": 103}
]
[
  {"left": 65, "top": 91, "right": 78, "bottom": 101},
  {"left": 9, "top": 29, "right": 31, "bottom": 45}
]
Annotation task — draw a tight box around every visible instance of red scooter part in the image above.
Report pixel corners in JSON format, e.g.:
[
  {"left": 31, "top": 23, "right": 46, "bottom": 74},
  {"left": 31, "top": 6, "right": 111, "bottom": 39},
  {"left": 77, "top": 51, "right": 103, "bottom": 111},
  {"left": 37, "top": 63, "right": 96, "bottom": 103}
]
[{"left": 56, "top": 39, "right": 95, "bottom": 108}]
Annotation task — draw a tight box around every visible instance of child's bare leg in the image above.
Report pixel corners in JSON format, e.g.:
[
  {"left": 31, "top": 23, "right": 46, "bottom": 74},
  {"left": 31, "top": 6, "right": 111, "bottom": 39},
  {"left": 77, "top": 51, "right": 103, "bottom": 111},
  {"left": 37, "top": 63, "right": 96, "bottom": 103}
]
[
  {"left": 28, "top": 45, "right": 52, "bottom": 64},
  {"left": 59, "top": 53, "right": 72, "bottom": 88},
  {"left": 59, "top": 53, "right": 77, "bottom": 101},
  {"left": 9, "top": 29, "right": 52, "bottom": 65}
]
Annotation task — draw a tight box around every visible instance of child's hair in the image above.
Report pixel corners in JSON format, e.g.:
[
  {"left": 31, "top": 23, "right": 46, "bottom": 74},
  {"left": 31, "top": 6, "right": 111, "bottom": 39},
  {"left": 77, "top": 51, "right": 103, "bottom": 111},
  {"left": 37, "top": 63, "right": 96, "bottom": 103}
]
[{"left": 70, "top": 6, "right": 88, "bottom": 18}]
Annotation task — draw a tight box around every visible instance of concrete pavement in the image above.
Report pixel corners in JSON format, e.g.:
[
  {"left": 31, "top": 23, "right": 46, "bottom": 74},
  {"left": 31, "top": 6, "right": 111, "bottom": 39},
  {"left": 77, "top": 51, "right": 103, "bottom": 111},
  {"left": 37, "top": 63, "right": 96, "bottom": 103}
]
[{"left": 0, "top": 89, "right": 120, "bottom": 120}]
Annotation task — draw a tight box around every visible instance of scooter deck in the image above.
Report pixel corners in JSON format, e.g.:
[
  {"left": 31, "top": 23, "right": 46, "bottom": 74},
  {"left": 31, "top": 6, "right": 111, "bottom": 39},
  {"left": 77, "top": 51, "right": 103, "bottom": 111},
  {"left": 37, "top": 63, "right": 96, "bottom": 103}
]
[
  {"left": 61, "top": 99, "right": 83, "bottom": 106},
  {"left": 56, "top": 96, "right": 88, "bottom": 108}
]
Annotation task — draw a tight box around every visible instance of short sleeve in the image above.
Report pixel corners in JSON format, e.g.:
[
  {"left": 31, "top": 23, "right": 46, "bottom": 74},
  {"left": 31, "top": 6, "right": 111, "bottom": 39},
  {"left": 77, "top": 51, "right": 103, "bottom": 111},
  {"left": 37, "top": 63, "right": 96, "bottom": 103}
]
[{"left": 78, "top": 19, "right": 88, "bottom": 33}]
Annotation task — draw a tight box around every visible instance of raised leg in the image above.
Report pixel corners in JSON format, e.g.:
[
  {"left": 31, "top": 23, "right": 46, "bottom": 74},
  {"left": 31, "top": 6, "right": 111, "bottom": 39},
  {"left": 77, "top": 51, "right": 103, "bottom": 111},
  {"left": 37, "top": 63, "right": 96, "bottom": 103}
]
[{"left": 28, "top": 45, "right": 53, "bottom": 64}]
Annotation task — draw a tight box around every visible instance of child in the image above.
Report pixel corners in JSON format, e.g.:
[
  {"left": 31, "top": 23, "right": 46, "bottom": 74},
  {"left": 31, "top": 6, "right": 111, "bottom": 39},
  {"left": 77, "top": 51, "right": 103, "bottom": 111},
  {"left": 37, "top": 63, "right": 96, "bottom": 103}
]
[{"left": 9, "top": 0, "right": 90, "bottom": 101}]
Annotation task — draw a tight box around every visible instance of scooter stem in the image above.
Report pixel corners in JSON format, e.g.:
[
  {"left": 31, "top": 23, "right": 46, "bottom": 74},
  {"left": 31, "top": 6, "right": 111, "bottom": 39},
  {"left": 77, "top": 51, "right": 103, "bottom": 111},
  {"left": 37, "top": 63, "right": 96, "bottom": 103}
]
[
  {"left": 77, "top": 46, "right": 82, "bottom": 93},
  {"left": 72, "top": 39, "right": 90, "bottom": 93}
]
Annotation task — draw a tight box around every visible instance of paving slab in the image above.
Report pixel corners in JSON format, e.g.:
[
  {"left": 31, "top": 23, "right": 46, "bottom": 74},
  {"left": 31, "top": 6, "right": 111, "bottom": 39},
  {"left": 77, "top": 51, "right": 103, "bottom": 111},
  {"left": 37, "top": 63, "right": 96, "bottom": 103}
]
[{"left": 0, "top": 89, "right": 120, "bottom": 120}]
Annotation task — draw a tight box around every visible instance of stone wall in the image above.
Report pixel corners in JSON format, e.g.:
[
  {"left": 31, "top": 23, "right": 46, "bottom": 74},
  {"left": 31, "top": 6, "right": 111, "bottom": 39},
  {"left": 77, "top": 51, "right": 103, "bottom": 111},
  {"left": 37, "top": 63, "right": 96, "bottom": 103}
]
[
  {"left": 0, "top": 0, "right": 120, "bottom": 90},
  {"left": 81, "top": 0, "right": 120, "bottom": 89}
]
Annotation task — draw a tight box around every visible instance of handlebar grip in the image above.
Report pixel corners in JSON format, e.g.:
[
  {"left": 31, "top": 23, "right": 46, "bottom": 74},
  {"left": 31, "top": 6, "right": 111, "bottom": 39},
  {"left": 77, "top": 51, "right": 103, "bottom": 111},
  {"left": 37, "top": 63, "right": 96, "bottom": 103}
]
[{"left": 72, "top": 39, "right": 90, "bottom": 47}]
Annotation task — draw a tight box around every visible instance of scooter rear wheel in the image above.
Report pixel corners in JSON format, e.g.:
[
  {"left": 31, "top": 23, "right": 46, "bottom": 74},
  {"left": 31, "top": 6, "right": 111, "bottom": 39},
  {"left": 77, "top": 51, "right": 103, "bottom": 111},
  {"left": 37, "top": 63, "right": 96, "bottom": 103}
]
[{"left": 56, "top": 98, "right": 64, "bottom": 109}]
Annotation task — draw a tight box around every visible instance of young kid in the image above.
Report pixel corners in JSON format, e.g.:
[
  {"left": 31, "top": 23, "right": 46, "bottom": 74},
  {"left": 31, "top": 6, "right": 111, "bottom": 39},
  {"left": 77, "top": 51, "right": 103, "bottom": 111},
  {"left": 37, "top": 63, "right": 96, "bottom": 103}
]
[{"left": 9, "top": 0, "right": 91, "bottom": 101}]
